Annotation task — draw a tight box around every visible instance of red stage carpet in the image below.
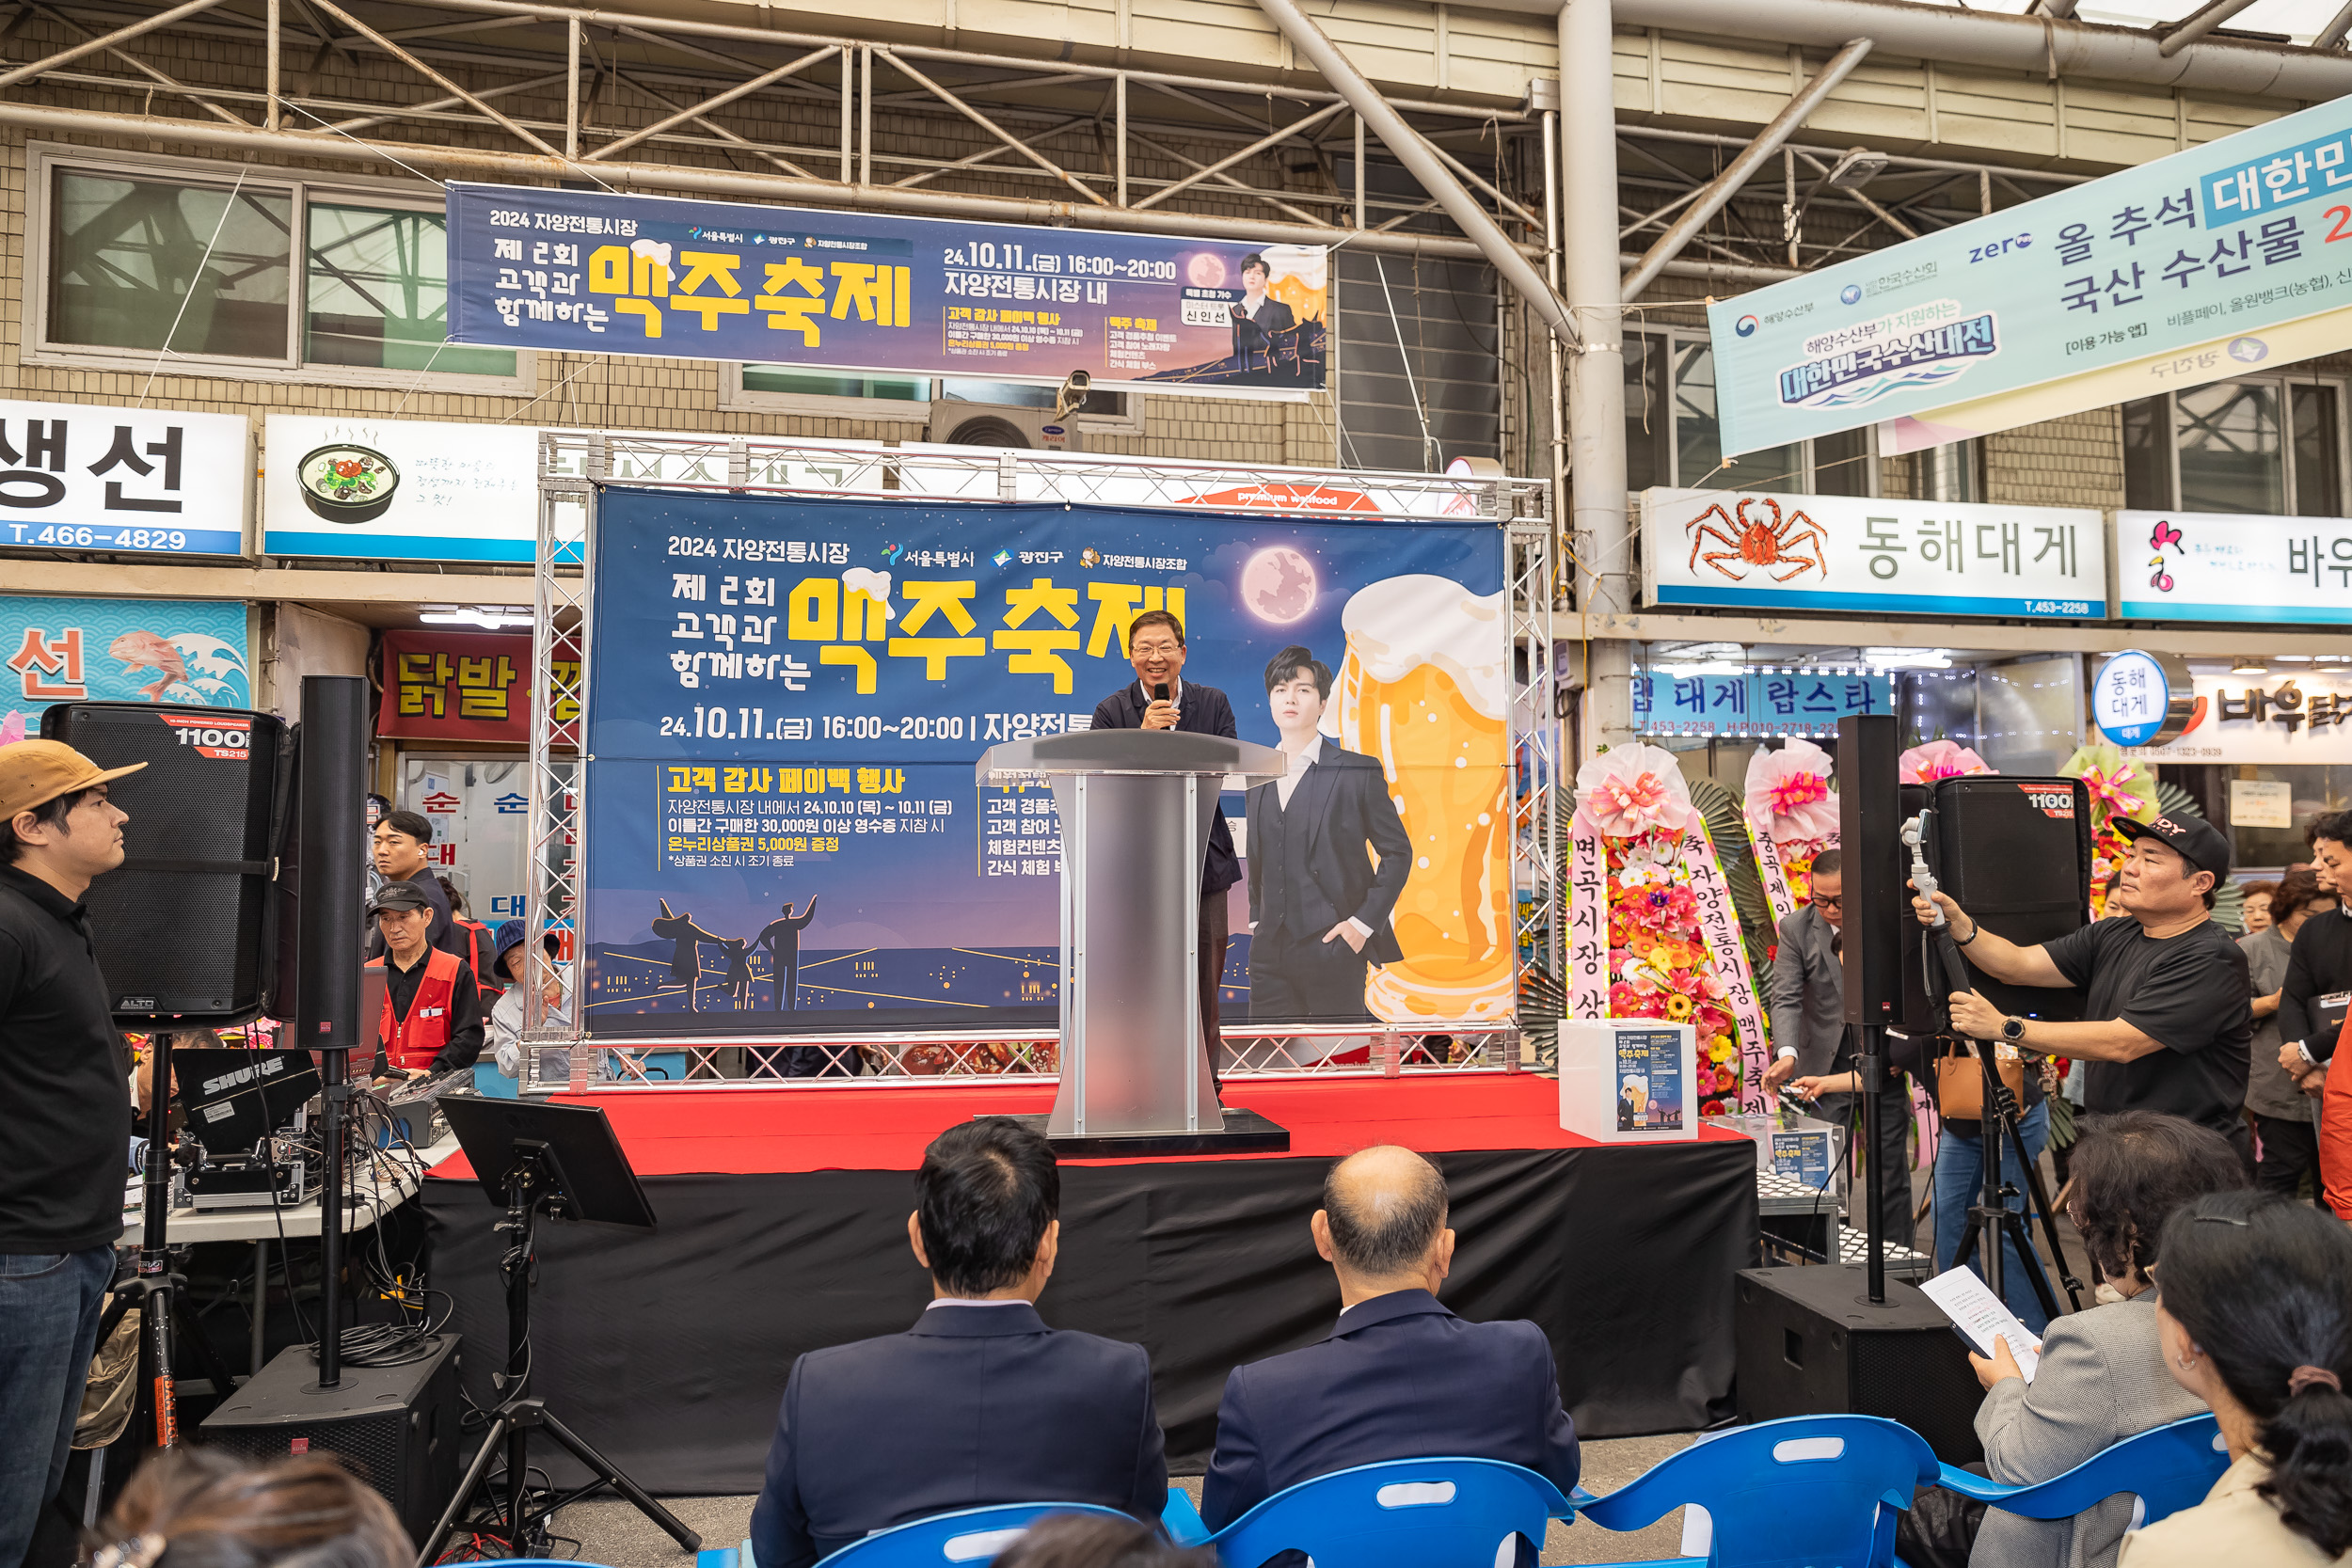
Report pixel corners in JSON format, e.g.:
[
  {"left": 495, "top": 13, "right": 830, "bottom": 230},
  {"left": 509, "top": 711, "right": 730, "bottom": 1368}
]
[
  {"left": 422, "top": 1072, "right": 1759, "bottom": 1491},
  {"left": 431, "top": 1071, "right": 1747, "bottom": 1179}
]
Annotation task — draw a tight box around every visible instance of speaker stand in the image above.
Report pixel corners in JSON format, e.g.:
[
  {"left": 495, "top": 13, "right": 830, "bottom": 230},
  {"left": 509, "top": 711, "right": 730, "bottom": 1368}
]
[{"left": 111, "top": 1028, "right": 242, "bottom": 1449}]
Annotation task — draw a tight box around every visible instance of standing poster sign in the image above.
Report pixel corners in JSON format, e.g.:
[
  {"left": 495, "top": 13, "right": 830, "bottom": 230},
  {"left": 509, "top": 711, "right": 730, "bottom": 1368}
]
[{"left": 444, "top": 183, "right": 1328, "bottom": 394}]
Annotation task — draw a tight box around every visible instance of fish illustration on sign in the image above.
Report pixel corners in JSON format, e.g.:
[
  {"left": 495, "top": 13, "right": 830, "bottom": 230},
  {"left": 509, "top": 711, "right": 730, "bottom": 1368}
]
[{"left": 109, "top": 631, "right": 187, "bottom": 700}]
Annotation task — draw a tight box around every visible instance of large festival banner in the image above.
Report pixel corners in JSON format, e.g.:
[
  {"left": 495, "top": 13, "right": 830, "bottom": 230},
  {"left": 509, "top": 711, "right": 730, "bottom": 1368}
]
[
  {"left": 445, "top": 183, "right": 1327, "bottom": 394},
  {"left": 581, "top": 492, "right": 1508, "bottom": 1036}
]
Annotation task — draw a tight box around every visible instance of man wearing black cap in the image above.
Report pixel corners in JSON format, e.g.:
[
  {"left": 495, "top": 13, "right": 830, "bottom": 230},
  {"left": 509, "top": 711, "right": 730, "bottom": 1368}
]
[
  {"left": 363, "top": 879, "right": 485, "bottom": 1084},
  {"left": 1914, "top": 810, "right": 2252, "bottom": 1160}
]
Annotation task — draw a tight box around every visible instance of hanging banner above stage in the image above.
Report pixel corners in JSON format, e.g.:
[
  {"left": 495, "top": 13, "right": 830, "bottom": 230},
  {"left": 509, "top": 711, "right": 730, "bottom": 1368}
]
[
  {"left": 580, "top": 493, "right": 1507, "bottom": 1037},
  {"left": 444, "top": 183, "right": 1328, "bottom": 394},
  {"left": 1707, "top": 94, "right": 2352, "bottom": 457}
]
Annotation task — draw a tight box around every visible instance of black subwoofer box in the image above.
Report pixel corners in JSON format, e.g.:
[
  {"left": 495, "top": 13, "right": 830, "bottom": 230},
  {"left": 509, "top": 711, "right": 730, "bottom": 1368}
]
[
  {"left": 198, "top": 1335, "right": 461, "bottom": 1540},
  {"left": 1735, "top": 1264, "right": 1984, "bottom": 1464}
]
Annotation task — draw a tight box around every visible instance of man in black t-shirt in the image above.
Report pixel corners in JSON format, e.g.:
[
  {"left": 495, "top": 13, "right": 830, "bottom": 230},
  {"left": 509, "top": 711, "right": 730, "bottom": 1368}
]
[
  {"left": 0, "top": 739, "right": 144, "bottom": 1567},
  {"left": 1913, "top": 811, "right": 2251, "bottom": 1160}
]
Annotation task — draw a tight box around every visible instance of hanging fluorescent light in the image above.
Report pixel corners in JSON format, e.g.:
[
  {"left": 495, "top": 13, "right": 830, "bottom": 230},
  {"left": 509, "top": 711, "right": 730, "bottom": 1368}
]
[{"left": 421, "top": 605, "right": 533, "bottom": 630}]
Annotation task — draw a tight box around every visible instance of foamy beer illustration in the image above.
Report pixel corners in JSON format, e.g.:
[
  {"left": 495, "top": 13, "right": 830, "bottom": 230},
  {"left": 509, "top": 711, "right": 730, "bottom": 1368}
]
[{"left": 1331, "top": 575, "right": 1512, "bottom": 1022}]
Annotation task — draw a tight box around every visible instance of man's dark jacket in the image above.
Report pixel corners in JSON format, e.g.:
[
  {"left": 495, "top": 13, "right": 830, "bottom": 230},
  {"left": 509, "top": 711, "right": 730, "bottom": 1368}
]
[
  {"left": 1199, "top": 1289, "right": 1580, "bottom": 1530},
  {"left": 747, "top": 1302, "right": 1167, "bottom": 1568},
  {"left": 1244, "top": 743, "right": 1409, "bottom": 965},
  {"left": 1089, "top": 681, "right": 1242, "bottom": 895}
]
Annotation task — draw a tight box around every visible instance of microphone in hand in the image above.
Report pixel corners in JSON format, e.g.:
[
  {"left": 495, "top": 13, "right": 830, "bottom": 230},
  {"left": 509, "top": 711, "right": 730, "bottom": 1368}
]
[{"left": 1146, "top": 682, "right": 1175, "bottom": 730}]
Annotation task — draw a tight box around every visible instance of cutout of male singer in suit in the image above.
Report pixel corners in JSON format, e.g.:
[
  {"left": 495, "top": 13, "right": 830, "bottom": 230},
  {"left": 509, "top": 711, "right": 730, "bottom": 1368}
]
[
  {"left": 1089, "top": 609, "right": 1241, "bottom": 1085},
  {"left": 1244, "top": 646, "right": 1410, "bottom": 1022},
  {"left": 1229, "top": 251, "right": 1295, "bottom": 369}
]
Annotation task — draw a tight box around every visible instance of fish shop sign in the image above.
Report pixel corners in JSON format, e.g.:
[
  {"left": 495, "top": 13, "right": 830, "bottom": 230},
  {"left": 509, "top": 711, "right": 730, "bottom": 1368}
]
[
  {"left": 1, "top": 595, "right": 253, "bottom": 720},
  {"left": 0, "top": 399, "right": 250, "bottom": 559}
]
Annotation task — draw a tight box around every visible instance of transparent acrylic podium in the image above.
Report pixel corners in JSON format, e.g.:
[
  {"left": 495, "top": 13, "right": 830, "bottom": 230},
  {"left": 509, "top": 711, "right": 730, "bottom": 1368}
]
[{"left": 977, "top": 728, "right": 1292, "bottom": 1154}]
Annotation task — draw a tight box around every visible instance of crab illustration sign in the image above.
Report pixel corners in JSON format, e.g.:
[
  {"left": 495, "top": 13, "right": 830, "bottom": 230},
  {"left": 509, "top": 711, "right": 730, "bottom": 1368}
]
[{"left": 1640, "top": 488, "right": 2110, "bottom": 620}]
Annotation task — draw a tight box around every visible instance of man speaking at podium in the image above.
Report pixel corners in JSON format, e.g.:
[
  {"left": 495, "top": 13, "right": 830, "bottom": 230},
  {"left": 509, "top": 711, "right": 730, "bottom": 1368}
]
[{"left": 1089, "top": 610, "right": 1240, "bottom": 1084}]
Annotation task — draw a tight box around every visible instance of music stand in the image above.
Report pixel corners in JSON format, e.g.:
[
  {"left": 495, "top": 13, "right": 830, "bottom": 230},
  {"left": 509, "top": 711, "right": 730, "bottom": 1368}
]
[{"left": 421, "top": 1100, "right": 695, "bottom": 1565}]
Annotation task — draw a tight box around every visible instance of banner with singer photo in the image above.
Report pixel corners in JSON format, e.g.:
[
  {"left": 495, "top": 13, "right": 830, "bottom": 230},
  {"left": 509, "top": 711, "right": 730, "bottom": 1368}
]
[{"left": 580, "top": 490, "right": 1509, "bottom": 1037}]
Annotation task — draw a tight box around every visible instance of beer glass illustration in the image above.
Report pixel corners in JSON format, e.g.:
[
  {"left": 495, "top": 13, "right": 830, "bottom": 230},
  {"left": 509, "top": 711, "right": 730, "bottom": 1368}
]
[{"left": 1332, "top": 574, "right": 1513, "bottom": 1023}]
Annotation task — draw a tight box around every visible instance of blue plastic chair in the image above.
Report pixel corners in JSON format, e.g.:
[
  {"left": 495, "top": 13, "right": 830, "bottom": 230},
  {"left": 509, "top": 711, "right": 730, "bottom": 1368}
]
[
  {"left": 1931, "top": 1414, "right": 2227, "bottom": 1534},
  {"left": 805, "top": 1503, "right": 1136, "bottom": 1566},
  {"left": 1575, "top": 1415, "right": 1939, "bottom": 1567},
  {"left": 1171, "top": 1457, "right": 1576, "bottom": 1567}
]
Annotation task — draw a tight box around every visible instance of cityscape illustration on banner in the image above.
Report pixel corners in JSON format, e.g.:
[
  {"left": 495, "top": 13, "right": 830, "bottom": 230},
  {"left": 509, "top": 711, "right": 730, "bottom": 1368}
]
[
  {"left": 1708, "top": 92, "right": 2352, "bottom": 458},
  {"left": 580, "top": 492, "right": 1508, "bottom": 1037},
  {"left": 444, "top": 183, "right": 1328, "bottom": 394}
]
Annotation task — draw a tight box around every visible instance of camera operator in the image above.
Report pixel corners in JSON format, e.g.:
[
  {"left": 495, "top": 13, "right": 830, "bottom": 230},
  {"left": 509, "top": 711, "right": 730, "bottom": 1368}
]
[{"left": 1912, "top": 813, "right": 2252, "bottom": 1166}]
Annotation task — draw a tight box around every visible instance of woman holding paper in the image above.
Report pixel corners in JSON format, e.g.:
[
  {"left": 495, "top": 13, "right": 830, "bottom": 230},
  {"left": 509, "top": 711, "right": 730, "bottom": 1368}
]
[
  {"left": 2120, "top": 1191, "right": 2352, "bottom": 1567},
  {"left": 1895, "top": 1111, "right": 2246, "bottom": 1568}
]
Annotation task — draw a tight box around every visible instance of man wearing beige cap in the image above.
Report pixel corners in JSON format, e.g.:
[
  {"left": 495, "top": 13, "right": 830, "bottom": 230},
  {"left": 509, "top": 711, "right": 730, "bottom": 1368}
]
[{"left": 0, "top": 737, "right": 142, "bottom": 1568}]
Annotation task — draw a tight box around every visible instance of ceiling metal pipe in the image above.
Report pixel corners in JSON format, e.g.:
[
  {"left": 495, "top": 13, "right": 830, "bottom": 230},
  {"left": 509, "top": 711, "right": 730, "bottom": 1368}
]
[
  {"left": 1487, "top": 0, "right": 2352, "bottom": 96},
  {"left": 2156, "top": 0, "right": 2267, "bottom": 57},
  {"left": 1620, "top": 37, "right": 1873, "bottom": 302},
  {"left": 0, "top": 97, "right": 1506, "bottom": 260},
  {"left": 1251, "top": 0, "right": 1580, "bottom": 343}
]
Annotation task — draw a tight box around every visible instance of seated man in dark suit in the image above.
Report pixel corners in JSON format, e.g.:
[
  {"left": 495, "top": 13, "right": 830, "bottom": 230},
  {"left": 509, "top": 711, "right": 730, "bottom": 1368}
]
[
  {"left": 1199, "top": 1146, "right": 1580, "bottom": 1537},
  {"left": 748, "top": 1118, "right": 1168, "bottom": 1568}
]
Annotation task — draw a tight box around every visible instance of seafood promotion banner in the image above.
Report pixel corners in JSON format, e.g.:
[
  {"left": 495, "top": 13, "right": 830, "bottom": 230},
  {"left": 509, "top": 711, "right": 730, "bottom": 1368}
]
[
  {"left": 1708, "top": 93, "right": 2352, "bottom": 457},
  {"left": 1641, "top": 488, "right": 2109, "bottom": 620},
  {"left": 580, "top": 491, "right": 1507, "bottom": 1036},
  {"left": 444, "top": 182, "right": 1328, "bottom": 394},
  {"left": 0, "top": 398, "right": 248, "bottom": 558},
  {"left": 0, "top": 594, "right": 251, "bottom": 721},
  {"left": 262, "top": 415, "right": 541, "bottom": 562}
]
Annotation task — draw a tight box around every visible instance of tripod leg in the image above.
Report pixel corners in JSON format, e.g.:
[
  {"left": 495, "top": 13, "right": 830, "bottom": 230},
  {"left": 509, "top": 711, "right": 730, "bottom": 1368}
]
[
  {"left": 535, "top": 1411, "right": 704, "bottom": 1553},
  {"left": 418, "top": 1414, "right": 509, "bottom": 1567},
  {"left": 2001, "top": 1209, "right": 2062, "bottom": 1324},
  {"left": 504, "top": 1411, "right": 532, "bottom": 1555}
]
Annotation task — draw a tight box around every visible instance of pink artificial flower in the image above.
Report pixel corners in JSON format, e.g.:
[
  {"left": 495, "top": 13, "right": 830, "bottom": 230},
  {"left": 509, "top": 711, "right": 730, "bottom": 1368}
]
[
  {"left": 0, "top": 711, "right": 22, "bottom": 747},
  {"left": 1899, "top": 739, "right": 1993, "bottom": 783},
  {"left": 1574, "top": 745, "right": 1696, "bottom": 838},
  {"left": 1744, "top": 739, "right": 1839, "bottom": 844}
]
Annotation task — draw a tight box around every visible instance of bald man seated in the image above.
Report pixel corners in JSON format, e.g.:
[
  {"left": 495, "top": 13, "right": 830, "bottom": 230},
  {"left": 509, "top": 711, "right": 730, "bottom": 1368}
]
[{"left": 1198, "top": 1146, "right": 1580, "bottom": 1538}]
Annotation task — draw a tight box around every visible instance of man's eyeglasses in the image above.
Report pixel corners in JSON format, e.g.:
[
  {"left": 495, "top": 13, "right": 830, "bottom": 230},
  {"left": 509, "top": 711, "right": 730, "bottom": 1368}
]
[{"left": 1814, "top": 894, "right": 1843, "bottom": 910}]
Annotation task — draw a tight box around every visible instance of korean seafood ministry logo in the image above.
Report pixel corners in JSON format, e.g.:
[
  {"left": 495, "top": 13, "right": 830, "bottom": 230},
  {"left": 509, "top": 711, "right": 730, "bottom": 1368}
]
[{"left": 1778, "top": 299, "right": 1998, "bottom": 410}]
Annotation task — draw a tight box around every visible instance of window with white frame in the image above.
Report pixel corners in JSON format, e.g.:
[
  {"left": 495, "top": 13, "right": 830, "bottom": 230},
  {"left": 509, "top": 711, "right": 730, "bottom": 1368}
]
[
  {"left": 28, "top": 146, "right": 527, "bottom": 391},
  {"left": 723, "top": 364, "right": 1138, "bottom": 427},
  {"left": 2122, "top": 376, "right": 2350, "bottom": 515},
  {"left": 1624, "top": 329, "right": 1874, "bottom": 497}
]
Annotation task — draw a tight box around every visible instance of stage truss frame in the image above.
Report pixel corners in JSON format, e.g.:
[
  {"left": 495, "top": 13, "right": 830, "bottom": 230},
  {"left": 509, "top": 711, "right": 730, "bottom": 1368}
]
[{"left": 525, "top": 433, "right": 1555, "bottom": 1089}]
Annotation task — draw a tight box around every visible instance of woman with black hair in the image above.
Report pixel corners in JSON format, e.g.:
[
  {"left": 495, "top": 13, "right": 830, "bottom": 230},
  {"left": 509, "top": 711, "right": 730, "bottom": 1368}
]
[{"left": 2120, "top": 1190, "right": 2352, "bottom": 1565}]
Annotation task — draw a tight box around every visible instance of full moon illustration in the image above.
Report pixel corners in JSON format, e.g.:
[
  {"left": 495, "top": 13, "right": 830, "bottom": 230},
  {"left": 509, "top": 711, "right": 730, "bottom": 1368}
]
[
  {"left": 1186, "top": 253, "right": 1228, "bottom": 289},
  {"left": 1241, "top": 546, "right": 1318, "bottom": 624}
]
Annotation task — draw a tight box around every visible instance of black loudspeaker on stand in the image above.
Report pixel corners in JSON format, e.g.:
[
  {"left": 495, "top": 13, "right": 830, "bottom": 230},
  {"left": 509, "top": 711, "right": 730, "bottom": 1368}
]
[
  {"left": 1735, "top": 716, "right": 1983, "bottom": 1462},
  {"left": 45, "top": 701, "right": 289, "bottom": 1461}
]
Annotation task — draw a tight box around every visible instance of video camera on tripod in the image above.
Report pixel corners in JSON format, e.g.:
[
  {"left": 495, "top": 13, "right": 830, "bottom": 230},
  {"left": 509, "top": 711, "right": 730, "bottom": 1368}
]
[{"left": 1899, "top": 776, "right": 2095, "bottom": 1320}]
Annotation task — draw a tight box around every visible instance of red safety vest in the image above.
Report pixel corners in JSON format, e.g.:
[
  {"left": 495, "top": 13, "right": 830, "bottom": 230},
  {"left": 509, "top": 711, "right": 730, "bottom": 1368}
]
[
  {"left": 368, "top": 947, "right": 461, "bottom": 1072},
  {"left": 2325, "top": 1015, "right": 2352, "bottom": 1223}
]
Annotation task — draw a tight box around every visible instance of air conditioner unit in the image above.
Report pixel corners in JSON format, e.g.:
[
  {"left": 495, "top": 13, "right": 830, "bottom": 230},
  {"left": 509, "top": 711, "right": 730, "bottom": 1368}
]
[{"left": 926, "top": 403, "right": 1082, "bottom": 452}]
